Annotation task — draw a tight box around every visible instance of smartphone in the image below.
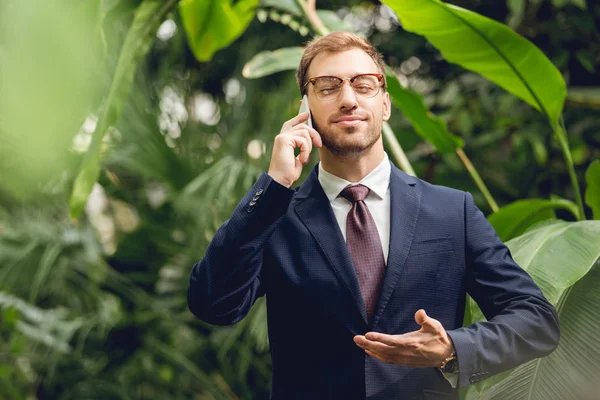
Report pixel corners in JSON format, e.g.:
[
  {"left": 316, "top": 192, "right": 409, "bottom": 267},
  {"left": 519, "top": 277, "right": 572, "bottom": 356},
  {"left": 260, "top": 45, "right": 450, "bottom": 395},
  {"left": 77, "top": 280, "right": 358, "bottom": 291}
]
[{"left": 298, "top": 94, "right": 313, "bottom": 129}]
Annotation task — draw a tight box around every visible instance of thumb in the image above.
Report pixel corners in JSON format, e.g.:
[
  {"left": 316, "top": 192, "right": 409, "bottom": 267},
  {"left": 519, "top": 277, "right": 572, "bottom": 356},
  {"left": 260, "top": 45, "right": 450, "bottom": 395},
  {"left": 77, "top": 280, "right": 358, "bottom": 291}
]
[
  {"left": 415, "top": 309, "right": 438, "bottom": 331},
  {"left": 415, "top": 309, "right": 445, "bottom": 335}
]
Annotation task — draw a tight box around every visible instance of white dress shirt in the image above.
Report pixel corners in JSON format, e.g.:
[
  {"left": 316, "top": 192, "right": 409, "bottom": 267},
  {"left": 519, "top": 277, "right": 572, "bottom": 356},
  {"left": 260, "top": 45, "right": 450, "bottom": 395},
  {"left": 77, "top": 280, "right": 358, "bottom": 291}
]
[
  {"left": 318, "top": 153, "right": 391, "bottom": 263},
  {"left": 317, "top": 152, "right": 458, "bottom": 388}
]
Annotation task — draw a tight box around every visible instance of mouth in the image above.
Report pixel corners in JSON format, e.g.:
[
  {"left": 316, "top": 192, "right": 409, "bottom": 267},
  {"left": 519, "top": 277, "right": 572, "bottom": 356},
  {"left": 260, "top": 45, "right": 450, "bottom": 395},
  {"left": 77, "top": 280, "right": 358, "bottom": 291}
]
[{"left": 333, "top": 116, "right": 366, "bottom": 127}]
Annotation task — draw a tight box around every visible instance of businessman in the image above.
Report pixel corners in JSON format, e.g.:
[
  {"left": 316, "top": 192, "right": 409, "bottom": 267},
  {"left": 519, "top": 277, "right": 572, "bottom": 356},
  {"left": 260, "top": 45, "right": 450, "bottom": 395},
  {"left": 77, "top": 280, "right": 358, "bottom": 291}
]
[{"left": 188, "top": 32, "right": 560, "bottom": 399}]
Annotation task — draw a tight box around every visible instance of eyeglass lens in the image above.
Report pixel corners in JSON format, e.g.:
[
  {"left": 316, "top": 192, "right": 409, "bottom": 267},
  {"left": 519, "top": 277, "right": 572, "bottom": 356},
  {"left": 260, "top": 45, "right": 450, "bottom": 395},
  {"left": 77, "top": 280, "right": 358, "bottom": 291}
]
[{"left": 313, "top": 75, "right": 380, "bottom": 100}]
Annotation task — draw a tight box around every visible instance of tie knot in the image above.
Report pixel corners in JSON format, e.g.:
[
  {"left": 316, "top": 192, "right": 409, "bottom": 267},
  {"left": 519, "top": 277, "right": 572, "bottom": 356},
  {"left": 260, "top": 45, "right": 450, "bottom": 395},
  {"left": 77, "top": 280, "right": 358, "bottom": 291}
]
[{"left": 339, "top": 184, "right": 370, "bottom": 203}]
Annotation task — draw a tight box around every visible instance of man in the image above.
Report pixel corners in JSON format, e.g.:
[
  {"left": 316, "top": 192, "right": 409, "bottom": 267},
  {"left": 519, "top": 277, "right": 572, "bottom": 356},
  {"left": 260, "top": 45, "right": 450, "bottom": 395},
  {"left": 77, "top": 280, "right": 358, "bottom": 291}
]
[{"left": 188, "top": 32, "right": 560, "bottom": 399}]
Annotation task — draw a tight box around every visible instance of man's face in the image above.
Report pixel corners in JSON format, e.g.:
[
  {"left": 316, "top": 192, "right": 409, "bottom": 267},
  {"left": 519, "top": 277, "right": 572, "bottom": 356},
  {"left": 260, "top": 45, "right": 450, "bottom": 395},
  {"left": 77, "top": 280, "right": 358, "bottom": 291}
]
[{"left": 305, "top": 48, "right": 391, "bottom": 157}]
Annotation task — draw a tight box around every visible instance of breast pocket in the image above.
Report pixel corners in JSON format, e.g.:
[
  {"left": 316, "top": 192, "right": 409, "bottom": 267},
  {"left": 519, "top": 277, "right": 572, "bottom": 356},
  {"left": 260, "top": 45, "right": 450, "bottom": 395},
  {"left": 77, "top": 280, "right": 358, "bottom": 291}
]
[{"left": 410, "top": 237, "right": 454, "bottom": 256}]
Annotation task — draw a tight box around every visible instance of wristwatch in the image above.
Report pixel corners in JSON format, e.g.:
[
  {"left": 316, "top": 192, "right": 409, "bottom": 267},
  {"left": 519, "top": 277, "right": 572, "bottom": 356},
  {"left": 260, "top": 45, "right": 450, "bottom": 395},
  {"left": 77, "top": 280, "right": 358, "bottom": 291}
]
[{"left": 439, "top": 351, "right": 459, "bottom": 374}]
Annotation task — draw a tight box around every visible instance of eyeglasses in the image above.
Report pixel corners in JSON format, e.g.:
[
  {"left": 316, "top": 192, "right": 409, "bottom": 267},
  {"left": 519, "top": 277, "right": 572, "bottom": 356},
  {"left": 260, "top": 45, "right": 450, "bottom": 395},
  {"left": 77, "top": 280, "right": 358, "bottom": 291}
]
[{"left": 303, "top": 73, "right": 384, "bottom": 101}]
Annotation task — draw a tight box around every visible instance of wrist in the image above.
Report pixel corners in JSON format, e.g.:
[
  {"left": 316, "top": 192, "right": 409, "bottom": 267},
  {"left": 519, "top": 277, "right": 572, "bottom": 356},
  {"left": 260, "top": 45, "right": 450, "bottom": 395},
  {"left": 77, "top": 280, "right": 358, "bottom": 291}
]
[
  {"left": 439, "top": 341, "right": 458, "bottom": 373},
  {"left": 267, "top": 171, "right": 293, "bottom": 188}
]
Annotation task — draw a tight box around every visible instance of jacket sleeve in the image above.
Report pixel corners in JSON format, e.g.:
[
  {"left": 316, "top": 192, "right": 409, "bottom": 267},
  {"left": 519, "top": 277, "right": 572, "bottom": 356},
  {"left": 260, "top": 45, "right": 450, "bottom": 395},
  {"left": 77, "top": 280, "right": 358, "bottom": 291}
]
[
  {"left": 187, "top": 173, "right": 295, "bottom": 325},
  {"left": 446, "top": 192, "right": 560, "bottom": 388}
]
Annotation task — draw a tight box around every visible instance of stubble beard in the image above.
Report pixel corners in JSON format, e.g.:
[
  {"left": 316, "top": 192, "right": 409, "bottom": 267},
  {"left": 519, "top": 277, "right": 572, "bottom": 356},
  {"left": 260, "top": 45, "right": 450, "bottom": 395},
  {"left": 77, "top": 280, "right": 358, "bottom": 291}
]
[{"left": 314, "top": 118, "right": 383, "bottom": 158}]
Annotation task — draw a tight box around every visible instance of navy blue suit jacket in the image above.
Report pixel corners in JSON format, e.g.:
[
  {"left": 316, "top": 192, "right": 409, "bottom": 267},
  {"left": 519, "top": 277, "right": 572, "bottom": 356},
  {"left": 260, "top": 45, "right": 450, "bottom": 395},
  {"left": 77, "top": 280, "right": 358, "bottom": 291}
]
[{"left": 188, "top": 163, "right": 559, "bottom": 400}]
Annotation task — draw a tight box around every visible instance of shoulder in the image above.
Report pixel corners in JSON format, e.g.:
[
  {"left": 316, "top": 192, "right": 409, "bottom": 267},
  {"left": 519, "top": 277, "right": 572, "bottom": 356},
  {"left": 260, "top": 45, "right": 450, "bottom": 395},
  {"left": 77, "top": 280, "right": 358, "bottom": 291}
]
[{"left": 391, "top": 163, "right": 466, "bottom": 203}]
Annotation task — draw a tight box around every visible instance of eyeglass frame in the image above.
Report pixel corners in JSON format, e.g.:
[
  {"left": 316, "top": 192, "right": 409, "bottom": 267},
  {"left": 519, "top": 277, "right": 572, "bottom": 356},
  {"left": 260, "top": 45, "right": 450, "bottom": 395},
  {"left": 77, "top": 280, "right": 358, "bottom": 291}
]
[{"left": 302, "top": 73, "right": 385, "bottom": 101}]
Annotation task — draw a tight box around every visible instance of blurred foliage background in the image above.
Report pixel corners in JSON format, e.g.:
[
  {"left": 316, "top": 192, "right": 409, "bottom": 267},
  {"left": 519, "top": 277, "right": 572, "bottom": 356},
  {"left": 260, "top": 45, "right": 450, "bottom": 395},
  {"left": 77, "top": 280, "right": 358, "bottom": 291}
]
[{"left": 0, "top": 0, "right": 598, "bottom": 399}]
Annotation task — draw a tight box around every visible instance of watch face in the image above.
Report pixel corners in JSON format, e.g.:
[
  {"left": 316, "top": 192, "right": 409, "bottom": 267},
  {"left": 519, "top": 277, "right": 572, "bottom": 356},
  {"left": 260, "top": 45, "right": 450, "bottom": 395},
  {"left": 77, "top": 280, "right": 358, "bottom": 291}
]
[{"left": 443, "top": 358, "right": 459, "bottom": 374}]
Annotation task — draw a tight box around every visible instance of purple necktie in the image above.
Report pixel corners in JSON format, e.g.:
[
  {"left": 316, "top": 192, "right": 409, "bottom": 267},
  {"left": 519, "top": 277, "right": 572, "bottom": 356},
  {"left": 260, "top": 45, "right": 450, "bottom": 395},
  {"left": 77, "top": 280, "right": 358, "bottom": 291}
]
[{"left": 339, "top": 184, "right": 385, "bottom": 320}]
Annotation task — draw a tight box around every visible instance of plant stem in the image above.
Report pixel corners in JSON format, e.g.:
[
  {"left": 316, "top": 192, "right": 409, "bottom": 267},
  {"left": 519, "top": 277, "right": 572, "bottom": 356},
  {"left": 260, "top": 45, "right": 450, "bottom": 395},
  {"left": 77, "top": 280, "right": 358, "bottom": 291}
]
[
  {"left": 555, "top": 120, "right": 585, "bottom": 220},
  {"left": 456, "top": 148, "right": 499, "bottom": 213},
  {"left": 296, "top": 0, "right": 329, "bottom": 35},
  {"left": 382, "top": 122, "right": 416, "bottom": 176}
]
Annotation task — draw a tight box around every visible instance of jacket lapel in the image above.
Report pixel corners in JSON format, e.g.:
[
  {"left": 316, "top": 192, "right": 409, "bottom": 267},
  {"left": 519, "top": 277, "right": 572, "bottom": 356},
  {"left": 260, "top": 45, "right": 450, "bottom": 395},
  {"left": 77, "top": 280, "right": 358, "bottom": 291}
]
[
  {"left": 371, "top": 164, "right": 421, "bottom": 328},
  {"left": 294, "top": 166, "right": 368, "bottom": 323}
]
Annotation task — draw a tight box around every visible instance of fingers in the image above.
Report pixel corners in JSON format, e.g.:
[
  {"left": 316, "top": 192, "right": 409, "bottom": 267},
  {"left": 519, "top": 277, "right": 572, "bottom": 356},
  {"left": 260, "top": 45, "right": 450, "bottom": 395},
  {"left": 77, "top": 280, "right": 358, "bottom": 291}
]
[
  {"left": 290, "top": 135, "right": 310, "bottom": 165},
  {"left": 286, "top": 125, "right": 323, "bottom": 164},
  {"left": 355, "top": 335, "right": 429, "bottom": 366},
  {"left": 305, "top": 125, "right": 322, "bottom": 148},
  {"left": 364, "top": 332, "right": 399, "bottom": 346},
  {"left": 281, "top": 112, "right": 309, "bottom": 131},
  {"left": 281, "top": 114, "right": 322, "bottom": 148},
  {"left": 288, "top": 122, "right": 322, "bottom": 148},
  {"left": 354, "top": 335, "right": 396, "bottom": 355}
]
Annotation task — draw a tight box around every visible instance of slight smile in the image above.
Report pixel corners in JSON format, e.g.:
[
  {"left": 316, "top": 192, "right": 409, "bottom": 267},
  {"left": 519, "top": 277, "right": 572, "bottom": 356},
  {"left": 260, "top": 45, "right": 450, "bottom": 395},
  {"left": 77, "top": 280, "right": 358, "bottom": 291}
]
[{"left": 334, "top": 117, "right": 365, "bottom": 127}]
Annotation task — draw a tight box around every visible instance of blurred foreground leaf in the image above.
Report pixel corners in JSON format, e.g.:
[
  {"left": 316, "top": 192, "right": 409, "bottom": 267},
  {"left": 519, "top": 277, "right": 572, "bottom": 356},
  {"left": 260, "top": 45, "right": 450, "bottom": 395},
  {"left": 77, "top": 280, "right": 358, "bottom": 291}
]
[
  {"left": 69, "top": 0, "right": 180, "bottom": 219},
  {"left": 0, "top": 0, "right": 102, "bottom": 200},
  {"left": 180, "top": 0, "right": 260, "bottom": 62}
]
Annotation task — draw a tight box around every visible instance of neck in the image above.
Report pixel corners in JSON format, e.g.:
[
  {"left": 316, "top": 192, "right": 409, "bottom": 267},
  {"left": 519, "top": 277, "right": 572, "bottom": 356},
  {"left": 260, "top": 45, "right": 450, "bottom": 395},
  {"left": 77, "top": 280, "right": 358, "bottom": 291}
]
[{"left": 319, "top": 142, "right": 385, "bottom": 182}]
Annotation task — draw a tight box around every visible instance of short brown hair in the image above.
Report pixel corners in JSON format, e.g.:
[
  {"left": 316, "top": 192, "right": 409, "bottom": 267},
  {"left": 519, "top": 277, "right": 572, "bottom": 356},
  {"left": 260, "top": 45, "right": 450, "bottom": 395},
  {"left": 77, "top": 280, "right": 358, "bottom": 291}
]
[{"left": 296, "top": 31, "right": 387, "bottom": 96}]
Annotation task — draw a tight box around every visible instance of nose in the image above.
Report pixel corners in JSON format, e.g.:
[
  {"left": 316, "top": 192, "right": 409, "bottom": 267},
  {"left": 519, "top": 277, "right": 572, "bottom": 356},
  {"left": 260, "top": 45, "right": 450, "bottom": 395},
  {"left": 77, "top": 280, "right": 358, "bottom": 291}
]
[{"left": 337, "top": 81, "right": 358, "bottom": 111}]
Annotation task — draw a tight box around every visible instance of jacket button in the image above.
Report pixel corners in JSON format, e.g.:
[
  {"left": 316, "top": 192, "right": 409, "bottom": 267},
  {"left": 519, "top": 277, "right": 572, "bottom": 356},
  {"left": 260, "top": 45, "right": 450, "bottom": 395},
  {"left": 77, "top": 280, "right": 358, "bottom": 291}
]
[
  {"left": 249, "top": 201, "right": 256, "bottom": 206},
  {"left": 255, "top": 189, "right": 263, "bottom": 196}
]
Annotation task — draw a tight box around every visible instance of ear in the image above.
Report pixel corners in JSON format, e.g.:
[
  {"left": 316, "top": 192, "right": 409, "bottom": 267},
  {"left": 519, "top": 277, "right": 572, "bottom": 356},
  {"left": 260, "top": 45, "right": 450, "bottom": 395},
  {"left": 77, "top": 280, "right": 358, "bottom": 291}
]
[{"left": 382, "top": 91, "right": 391, "bottom": 122}]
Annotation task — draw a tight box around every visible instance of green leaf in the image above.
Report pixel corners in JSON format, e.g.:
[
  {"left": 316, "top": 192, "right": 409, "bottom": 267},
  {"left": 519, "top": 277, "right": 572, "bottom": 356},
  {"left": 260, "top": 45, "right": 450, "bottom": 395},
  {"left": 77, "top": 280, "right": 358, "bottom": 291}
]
[
  {"left": 585, "top": 160, "right": 600, "bottom": 219},
  {"left": 570, "top": 0, "right": 587, "bottom": 9},
  {"left": 466, "top": 220, "right": 600, "bottom": 399},
  {"left": 69, "top": 0, "right": 179, "bottom": 219},
  {"left": 382, "top": 0, "right": 567, "bottom": 128},
  {"left": 260, "top": 0, "right": 302, "bottom": 16},
  {"left": 566, "top": 86, "right": 600, "bottom": 110},
  {"left": 180, "top": 0, "right": 260, "bottom": 62},
  {"left": 506, "top": 0, "right": 526, "bottom": 28},
  {"left": 552, "top": 0, "right": 587, "bottom": 9},
  {"left": 386, "top": 69, "right": 463, "bottom": 153},
  {"left": 0, "top": 1, "right": 102, "bottom": 201},
  {"left": 575, "top": 50, "right": 596, "bottom": 73},
  {"left": 488, "top": 198, "right": 579, "bottom": 241},
  {"left": 316, "top": 10, "right": 354, "bottom": 32},
  {"left": 242, "top": 47, "right": 304, "bottom": 79}
]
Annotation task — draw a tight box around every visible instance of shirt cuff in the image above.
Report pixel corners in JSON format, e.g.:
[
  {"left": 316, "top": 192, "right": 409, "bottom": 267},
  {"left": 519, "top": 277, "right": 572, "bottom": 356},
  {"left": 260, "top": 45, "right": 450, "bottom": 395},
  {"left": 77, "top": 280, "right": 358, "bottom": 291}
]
[{"left": 440, "top": 370, "right": 459, "bottom": 389}]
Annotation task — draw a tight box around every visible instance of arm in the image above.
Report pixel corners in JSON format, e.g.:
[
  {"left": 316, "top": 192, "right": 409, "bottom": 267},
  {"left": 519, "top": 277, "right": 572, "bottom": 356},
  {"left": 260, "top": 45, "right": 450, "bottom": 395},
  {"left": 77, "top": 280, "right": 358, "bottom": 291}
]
[
  {"left": 446, "top": 192, "right": 560, "bottom": 387},
  {"left": 187, "top": 173, "right": 294, "bottom": 325},
  {"left": 188, "top": 112, "right": 322, "bottom": 326}
]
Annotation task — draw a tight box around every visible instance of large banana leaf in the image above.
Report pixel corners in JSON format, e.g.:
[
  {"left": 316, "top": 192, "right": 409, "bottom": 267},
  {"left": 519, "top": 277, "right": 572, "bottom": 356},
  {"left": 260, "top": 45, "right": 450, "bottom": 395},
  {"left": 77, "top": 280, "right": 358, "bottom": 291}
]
[
  {"left": 487, "top": 198, "right": 579, "bottom": 241},
  {"left": 585, "top": 160, "right": 600, "bottom": 219},
  {"left": 69, "top": 0, "right": 180, "bottom": 219},
  {"left": 464, "top": 220, "right": 600, "bottom": 399},
  {"left": 180, "top": 0, "right": 260, "bottom": 62},
  {"left": 385, "top": 68, "right": 463, "bottom": 153},
  {"left": 382, "top": 0, "right": 566, "bottom": 128},
  {"left": 242, "top": 47, "right": 304, "bottom": 79},
  {"left": 242, "top": 48, "right": 462, "bottom": 153}
]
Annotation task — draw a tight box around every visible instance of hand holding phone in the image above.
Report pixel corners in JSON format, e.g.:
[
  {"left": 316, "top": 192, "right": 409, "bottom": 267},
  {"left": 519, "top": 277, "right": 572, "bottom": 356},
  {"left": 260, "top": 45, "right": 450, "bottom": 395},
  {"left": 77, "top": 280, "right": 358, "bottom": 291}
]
[{"left": 267, "top": 95, "right": 322, "bottom": 188}]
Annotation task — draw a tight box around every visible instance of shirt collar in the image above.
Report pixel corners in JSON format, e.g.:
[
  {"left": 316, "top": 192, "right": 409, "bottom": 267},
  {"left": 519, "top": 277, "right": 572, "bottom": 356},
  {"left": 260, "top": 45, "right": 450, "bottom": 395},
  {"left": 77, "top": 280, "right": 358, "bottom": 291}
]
[{"left": 318, "top": 153, "right": 391, "bottom": 203}]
